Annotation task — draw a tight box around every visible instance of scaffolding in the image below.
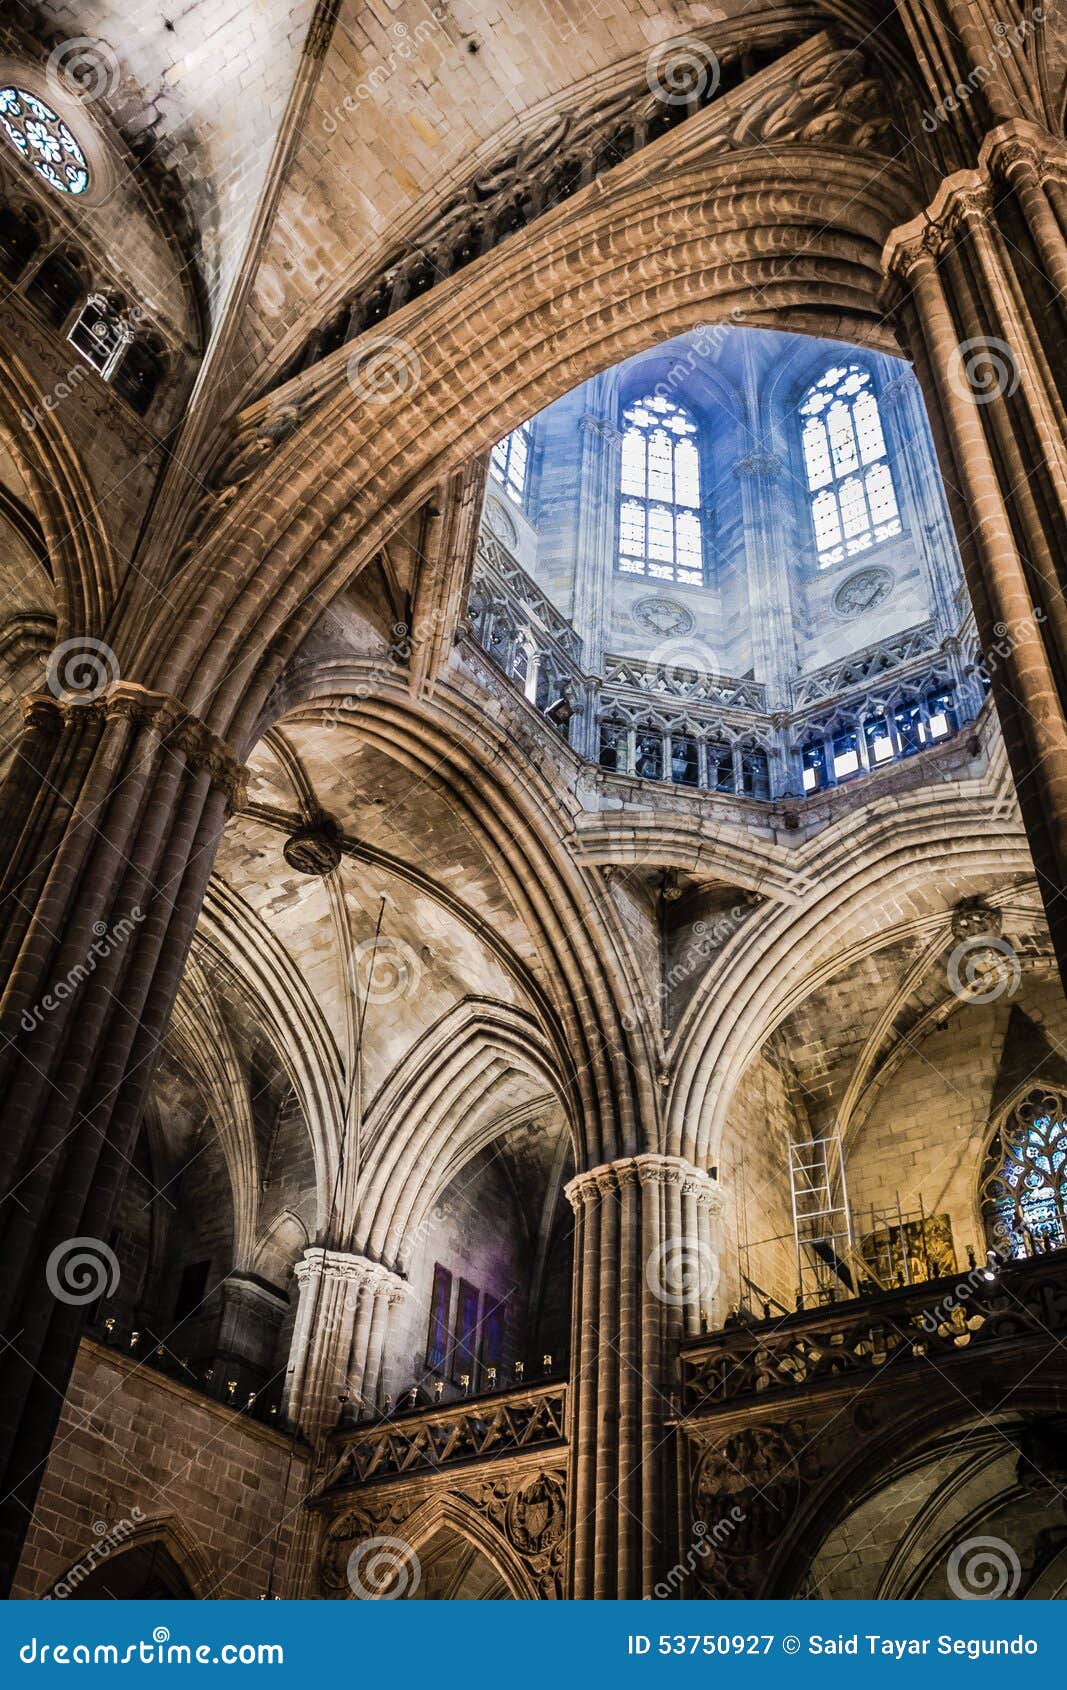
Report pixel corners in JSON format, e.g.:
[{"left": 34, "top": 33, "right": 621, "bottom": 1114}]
[{"left": 788, "top": 1131, "right": 857, "bottom": 1305}]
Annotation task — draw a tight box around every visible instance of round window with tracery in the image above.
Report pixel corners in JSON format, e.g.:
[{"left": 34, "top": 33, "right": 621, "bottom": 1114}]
[{"left": 0, "top": 87, "right": 89, "bottom": 196}]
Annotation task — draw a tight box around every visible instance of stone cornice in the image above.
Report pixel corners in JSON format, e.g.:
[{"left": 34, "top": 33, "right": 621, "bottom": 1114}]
[{"left": 565, "top": 1153, "right": 721, "bottom": 1212}]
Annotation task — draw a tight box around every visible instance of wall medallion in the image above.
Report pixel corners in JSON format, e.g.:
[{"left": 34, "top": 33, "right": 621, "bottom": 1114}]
[
  {"left": 832, "top": 566, "right": 892, "bottom": 619},
  {"left": 484, "top": 497, "right": 517, "bottom": 546},
  {"left": 632, "top": 597, "right": 695, "bottom": 638}
]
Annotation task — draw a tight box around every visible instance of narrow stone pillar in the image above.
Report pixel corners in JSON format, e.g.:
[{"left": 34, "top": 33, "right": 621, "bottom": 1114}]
[
  {"left": 0, "top": 682, "right": 244, "bottom": 1594},
  {"left": 877, "top": 367, "right": 963, "bottom": 637},
  {"left": 565, "top": 1154, "right": 721, "bottom": 1599},
  {"left": 882, "top": 132, "right": 1067, "bottom": 981},
  {"left": 571, "top": 412, "right": 622, "bottom": 673},
  {"left": 283, "top": 1249, "right": 407, "bottom": 1442},
  {"left": 731, "top": 452, "right": 797, "bottom": 711}
]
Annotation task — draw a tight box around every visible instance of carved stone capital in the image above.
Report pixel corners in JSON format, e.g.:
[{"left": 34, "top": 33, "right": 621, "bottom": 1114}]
[
  {"left": 979, "top": 117, "right": 1067, "bottom": 187},
  {"left": 565, "top": 1153, "right": 721, "bottom": 1212},
  {"left": 578, "top": 413, "right": 621, "bottom": 447},
  {"left": 20, "top": 683, "right": 249, "bottom": 807},
  {"left": 294, "top": 1248, "right": 408, "bottom": 1299},
  {"left": 882, "top": 167, "right": 990, "bottom": 290}
]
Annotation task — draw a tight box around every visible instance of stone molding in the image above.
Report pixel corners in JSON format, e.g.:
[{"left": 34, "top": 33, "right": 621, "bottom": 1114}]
[
  {"left": 565, "top": 1153, "right": 721, "bottom": 1212},
  {"left": 882, "top": 121, "right": 1067, "bottom": 287},
  {"left": 293, "top": 1248, "right": 407, "bottom": 1303},
  {"left": 20, "top": 684, "right": 248, "bottom": 808}
]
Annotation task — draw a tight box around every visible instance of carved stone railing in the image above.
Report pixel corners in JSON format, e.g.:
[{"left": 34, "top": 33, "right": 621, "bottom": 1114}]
[
  {"left": 466, "top": 533, "right": 984, "bottom": 801},
  {"left": 680, "top": 1249, "right": 1067, "bottom": 1418},
  {"left": 674, "top": 1252, "right": 1067, "bottom": 1599},
  {"left": 319, "top": 1381, "right": 568, "bottom": 1491},
  {"left": 263, "top": 31, "right": 821, "bottom": 400},
  {"left": 602, "top": 653, "right": 767, "bottom": 712},
  {"left": 474, "top": 531, "right": 582, "bottom": 660},
  {"left": 790, "top": 620, "right": 941, "bottom": 709}
]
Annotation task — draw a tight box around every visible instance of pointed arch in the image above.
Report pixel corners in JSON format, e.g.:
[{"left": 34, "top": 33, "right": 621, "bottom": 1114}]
[
  {"left": 399, "top": 1491, "right": 540, "bottom": 1600},
  {"left": 357, "top": 997, "right": 571, "bottom": 1271}
]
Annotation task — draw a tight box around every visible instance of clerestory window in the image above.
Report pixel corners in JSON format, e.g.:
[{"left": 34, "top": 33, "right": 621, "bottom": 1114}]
[
  {"left": 618, "top": 394, "right": 705, "bottom": 585},
  {"left": 800, "top": 365, "right": 901, "bottom": 567}
]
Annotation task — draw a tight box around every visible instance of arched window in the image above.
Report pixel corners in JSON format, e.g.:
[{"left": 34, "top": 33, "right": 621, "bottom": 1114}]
[
  {"left": 489, "top": 423, "right": 531, "bottom": 505},
  {"left": 980, "top": 1089, "right": 1067, "bottom": 1257},
  {"left": 800, "top": 365, "right": 901, "bottom": 567},
  {"left": 618, "top": 394, "right": 704, "bottom": 584}
]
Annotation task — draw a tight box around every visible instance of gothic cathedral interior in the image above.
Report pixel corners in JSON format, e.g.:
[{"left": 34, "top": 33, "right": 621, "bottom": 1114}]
[{"left": 2, "top": 0, "right": 1067, "bottom": 1603}]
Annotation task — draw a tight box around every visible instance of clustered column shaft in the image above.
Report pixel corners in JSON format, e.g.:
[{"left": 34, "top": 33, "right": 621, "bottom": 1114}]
[{"left": 565, "top": 1154, "right": 720, "bottom": 1599}]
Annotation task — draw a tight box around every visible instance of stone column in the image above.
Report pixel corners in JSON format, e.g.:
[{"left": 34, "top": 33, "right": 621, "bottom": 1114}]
[
  {"left": 565, "top": 1154, "right": 721, "bottom": 1599},
  {"left": 882, "top": 126, "right": 1067, "bottom": 982},
  {"left": 732, "top": 453, "right": 797, "bottom": 712},
  {"left": 0, "top": 682, "right": 244, "bottom": 1593},
  {"left": 877, "top": 368, "right": 963, "bottom": 637},
  {"left": 571, "top": 412, "right": 622, "bottom": 673},
  {"left": 283, "top": 1249, "right": 407, "bottom": 1443}
]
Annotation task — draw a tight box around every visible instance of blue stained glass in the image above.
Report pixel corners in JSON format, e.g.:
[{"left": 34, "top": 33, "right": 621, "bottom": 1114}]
[
  {"left": 489, "top": 422, "right": 532, "bottom": 505},
  {"left": 0, "top": 87, "right": 89, "bottom": 195}
]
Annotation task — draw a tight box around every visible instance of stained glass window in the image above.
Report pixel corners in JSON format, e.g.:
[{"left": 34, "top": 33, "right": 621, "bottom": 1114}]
[
  {"left": 425, "top": 1263, "right": 452, "bottom": 1371},
  {"left": 0, "top": 87, "right": 89, "bottom": 196},
  {"left": 490, "top": 423, "right": 531, "bottom": 505},
  {"left": 617, "top": 394, "right": 705, "bottom": 584},
  {"left": 800, "top": 365, "right": 900, "bottom": 566},
  {"left": 980, "top": 1091, "right": 1067, "bottom": 1257}
]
